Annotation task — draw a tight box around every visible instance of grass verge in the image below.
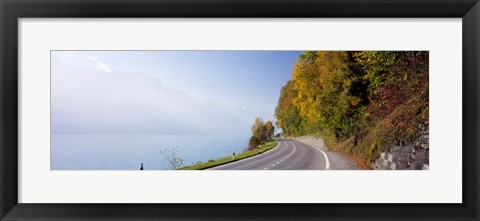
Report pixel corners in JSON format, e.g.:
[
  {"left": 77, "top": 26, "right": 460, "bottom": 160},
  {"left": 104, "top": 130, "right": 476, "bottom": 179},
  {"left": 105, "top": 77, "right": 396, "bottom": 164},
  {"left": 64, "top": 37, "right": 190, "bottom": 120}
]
[{"left": 178, "top": 140, "right": 278, "bottom": 170}]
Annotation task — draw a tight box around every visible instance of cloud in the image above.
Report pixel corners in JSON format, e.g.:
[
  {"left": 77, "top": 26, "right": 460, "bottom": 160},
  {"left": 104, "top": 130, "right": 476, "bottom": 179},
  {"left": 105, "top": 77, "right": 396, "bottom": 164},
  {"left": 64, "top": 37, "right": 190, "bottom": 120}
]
[
  {"left": 84, "top": 55, "right": 112, "bottom": 72},
  {"left": 96, "top": 61, "right": 112, "bottom": 72},
  {"left": 242, "top": 107, "right": 247, "bottom": 111},
  {"left": 85, "top": 55, "right": 98, "bottom": 60}
]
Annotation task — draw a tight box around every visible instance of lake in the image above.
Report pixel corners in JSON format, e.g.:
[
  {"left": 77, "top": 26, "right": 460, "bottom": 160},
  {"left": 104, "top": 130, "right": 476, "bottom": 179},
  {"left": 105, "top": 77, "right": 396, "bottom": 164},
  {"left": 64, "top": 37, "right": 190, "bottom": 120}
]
[{"left": 51, "top": 134, "right": 250, "bottom": 170}]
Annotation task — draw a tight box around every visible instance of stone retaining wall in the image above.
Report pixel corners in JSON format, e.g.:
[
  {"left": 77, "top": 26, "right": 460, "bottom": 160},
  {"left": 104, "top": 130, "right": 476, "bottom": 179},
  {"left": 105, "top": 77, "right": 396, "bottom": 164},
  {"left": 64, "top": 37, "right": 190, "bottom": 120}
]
[
  {"left": 290, "top": 123, "right": 429, "bottom": 170},
  {"left": 292, "top": 136, "right": 327, "bottom": 150},
  {"left": 373, "top": 121, "right": 429, "bottom": 170}
]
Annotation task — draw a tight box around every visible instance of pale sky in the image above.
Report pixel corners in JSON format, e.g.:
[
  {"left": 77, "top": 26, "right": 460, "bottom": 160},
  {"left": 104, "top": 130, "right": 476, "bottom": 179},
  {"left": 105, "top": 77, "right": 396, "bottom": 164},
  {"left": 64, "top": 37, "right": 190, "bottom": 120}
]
[{"left": 51, "top": 51, "right": 301, "bottom": 136}]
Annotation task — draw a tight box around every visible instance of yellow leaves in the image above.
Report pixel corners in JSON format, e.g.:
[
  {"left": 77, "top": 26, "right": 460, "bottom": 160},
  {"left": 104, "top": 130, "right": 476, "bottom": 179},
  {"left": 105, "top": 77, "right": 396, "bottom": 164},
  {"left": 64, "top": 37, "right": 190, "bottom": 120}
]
[
  {"left": 276, "top": 51, "right": 429, "bottom": 166},
  {"left": 291, "top": 52, "right": 354, "bottom": 126},
  {"left": 277, "top": 51, "right": 371, "bottom": 138}
]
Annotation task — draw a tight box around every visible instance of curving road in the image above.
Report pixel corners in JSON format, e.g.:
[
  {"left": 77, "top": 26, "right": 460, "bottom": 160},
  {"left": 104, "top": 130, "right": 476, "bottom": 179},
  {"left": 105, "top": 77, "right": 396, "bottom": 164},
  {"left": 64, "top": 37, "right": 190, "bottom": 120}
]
[{"left": 209, "top": 138, "right": 359, "bottom": 170}]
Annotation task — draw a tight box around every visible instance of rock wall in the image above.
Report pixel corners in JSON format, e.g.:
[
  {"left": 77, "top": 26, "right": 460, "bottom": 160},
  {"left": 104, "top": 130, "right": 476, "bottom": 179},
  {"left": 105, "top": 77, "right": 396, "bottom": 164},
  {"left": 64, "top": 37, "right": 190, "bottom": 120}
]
[
  {"left": 290, "top": 123, "right": 429, "bottom": 170},
  {"left": 373, "top": 121, "right": 429, "bottom": 170}
]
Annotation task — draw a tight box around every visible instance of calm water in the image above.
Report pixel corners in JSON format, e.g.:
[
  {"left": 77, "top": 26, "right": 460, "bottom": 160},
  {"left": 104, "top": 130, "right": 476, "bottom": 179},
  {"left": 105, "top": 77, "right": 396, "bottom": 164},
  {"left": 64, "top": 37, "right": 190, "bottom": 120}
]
[{"left": 51, "top": 134, "right": 250, "bottom": 170}]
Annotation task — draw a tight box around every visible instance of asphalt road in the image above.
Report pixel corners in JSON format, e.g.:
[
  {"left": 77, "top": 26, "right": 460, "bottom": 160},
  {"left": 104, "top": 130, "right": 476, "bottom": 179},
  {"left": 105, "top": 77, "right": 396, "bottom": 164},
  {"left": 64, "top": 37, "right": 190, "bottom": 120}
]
[{"left": 209, "top": 138, "right": 359, "bottom": 170}]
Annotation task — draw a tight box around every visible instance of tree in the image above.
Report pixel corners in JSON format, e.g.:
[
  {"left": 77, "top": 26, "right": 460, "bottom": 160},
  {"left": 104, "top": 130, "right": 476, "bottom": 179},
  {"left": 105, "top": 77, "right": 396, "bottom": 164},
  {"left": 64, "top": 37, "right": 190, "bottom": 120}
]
[
  {"left": 290, "top": 51, "right": 368, "bottom": 139},
  {"left": 248, "top": 136, "right": 260, "bottom": 150},
  {"left": 159, "top": 147, "right": 184, "bottom": 170},
  {"left": 264, "top": 121, "right": 275, "bottom": 140},
  {"left": 275, "top": 80, "right": 304, "bottom": 137},
  {"left": 275, "top": 51, "right": 428, "bottom": 139},
  {"left": 273, "top": 50, "right": 429, "bottom": 166},
  {"left": 251, "top": 117, "right": 266, "bottom": 142},
  {"left": 352, "top": 51, "right": 400, "bottom": 98}
]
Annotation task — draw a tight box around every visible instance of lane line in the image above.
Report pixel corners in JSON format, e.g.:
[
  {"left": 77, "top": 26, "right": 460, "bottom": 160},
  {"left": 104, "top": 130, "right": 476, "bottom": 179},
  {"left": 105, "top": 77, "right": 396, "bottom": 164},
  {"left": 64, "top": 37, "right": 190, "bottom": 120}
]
[
  {"left": 264, "top": 141, "right": 296, "bottom": 170},
  {"left": 208, "top": 140, "right": 281, "bottom": 170},
  {"left": 285, "top": 142, "right": 297, "bottom": 158},
  {"left": 294, "top": 141, "right": 330, "bottom": 170},
  {"left": 318, "top": 148, "right": 331, "bottom": 170}
]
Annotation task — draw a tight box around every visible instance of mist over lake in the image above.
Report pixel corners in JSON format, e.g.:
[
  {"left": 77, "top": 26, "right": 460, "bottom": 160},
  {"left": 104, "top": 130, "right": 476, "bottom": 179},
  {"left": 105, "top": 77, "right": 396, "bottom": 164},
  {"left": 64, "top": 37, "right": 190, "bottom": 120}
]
[
  {"left": 50, "top": 51, "right": 300, "bottom": 170},
  {"left": 51, "top": 134, "right": 250, "bottom": 170}
]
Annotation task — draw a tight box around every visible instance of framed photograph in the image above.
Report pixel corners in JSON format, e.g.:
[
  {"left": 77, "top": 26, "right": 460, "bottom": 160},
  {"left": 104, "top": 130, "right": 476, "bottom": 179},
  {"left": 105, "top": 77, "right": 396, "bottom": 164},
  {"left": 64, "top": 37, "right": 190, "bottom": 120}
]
[{"left": 1, "top": 0, "right": 479, "bottom": 220}]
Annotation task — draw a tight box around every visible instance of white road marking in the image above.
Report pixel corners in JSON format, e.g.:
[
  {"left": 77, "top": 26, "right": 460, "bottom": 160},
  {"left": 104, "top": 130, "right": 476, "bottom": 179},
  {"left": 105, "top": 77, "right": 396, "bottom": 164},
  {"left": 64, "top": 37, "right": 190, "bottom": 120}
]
[
  {"left": 208, "top": 141, "right": 280, "bottom": 170},
  {"left": 319, "top": 149, "right": 331, "bottom": 169},
  {"left": 264, "top": 141, "right": 296, "bottom": 170},
  {"left": 286, "top": 142, "right": 297, "bottom": 158},
  {"left": 300, "top": 142, "right": 330, "bottom": 170}
]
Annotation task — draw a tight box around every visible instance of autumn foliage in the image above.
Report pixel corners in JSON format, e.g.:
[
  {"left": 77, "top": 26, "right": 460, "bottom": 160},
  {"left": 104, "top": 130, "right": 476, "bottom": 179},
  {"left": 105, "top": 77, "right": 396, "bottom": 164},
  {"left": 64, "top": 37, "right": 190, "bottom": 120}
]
[
  {"left": 249, "top": 117, "right": 275, "bottom": 150},
  {"left": 275, "top": 51, "right": 429, "bottom": 167}
]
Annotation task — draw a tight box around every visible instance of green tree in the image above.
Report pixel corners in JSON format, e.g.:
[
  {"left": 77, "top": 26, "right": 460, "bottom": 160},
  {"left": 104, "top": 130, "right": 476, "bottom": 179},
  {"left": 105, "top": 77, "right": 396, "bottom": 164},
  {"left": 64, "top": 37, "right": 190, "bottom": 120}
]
[{"left": 352, "top": 51, "right": 400, "bottom": 98}]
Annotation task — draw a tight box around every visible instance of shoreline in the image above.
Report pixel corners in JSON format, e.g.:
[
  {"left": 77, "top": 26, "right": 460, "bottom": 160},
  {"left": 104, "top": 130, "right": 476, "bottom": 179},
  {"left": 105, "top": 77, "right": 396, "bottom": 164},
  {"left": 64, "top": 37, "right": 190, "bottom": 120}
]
[{"left": 178, "top": 140, "right": 278, "bottom": 170}]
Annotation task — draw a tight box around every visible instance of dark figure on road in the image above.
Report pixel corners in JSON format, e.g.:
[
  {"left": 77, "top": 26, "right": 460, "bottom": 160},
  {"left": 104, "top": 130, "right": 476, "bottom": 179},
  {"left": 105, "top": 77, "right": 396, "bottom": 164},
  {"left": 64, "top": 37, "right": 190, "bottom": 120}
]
[{"left": 140, "top": 163, "right": 144, "bottom": 170}]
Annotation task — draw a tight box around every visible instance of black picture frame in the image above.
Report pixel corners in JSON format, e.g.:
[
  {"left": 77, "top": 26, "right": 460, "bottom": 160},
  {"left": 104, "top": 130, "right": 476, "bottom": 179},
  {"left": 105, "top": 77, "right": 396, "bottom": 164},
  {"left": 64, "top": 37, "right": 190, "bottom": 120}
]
[{"left": 1, "top": 0, "right": 479, "bottom": 220}]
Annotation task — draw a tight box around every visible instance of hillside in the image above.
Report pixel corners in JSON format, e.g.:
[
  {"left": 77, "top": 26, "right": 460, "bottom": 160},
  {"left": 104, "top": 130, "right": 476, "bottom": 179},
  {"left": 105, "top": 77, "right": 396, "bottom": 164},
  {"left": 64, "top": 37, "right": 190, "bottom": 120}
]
[{"left": 275, "top": 51, "right": 429, "bottom": 169}]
